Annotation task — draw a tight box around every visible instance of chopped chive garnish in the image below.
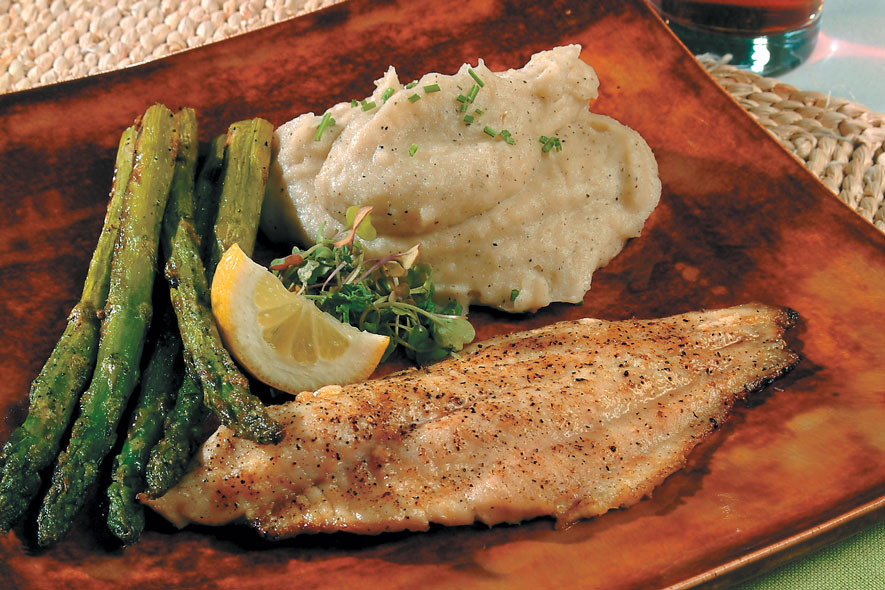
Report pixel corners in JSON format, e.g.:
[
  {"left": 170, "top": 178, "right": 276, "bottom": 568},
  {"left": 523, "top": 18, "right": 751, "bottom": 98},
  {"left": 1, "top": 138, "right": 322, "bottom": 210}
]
[
  {"left": 409, "top": 143, "right": 418, "bottom": 157},
  {"left": 459, "top": 102, "right": 468, "bottom": 112},
  {"left": 408, "top": 93, "right": 421, "bottom": 103},
  {"left": 382, "top": 87, "right": 395, "bottom": 102},
  {"left": 500, "top": 129, "right": 515, "bottom": 145},
  {"left": 423, "top": 83, "right": 441, "bottom": 93},
  {"left": 361, "top": 100, "right": 377, "bottom": 111},
  {"left": 405, "top": 81, "right": 418, "bottom": 89},
  {"left": 510, "top": 289, "right": 520, "bottom": 302},
  {"left": 473, "top": 108, "right": 483, "bottom": 115},
  {"left": 468, "top": 67, "right": 485, "bottom": 87},
  {"left": 463, "top": 114, "right": 475, "bottom": 124},
  {"left": 483, "top": 125, "right": 497, "bottom": 137},
  {"left": 456, "top": 94, "right": 468, "bottom": 103},
  {"left": 540, "top": 135, "right": 562, "bottom": 153},
  {"left": 314, "top": 112, "right": 336, "bottom": 141},
  {"left": 351, "top": 99, "right": 359, "bottom": 107},
  {"left": 467, "top": 84, "right": 480, "bottom": 102}
]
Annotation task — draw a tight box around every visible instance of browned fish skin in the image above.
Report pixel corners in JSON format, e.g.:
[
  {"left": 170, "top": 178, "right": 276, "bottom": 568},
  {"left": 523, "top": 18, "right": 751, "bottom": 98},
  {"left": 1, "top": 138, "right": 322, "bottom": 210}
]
[{"left": 142, "top": 304, "right": 798, "bottom": 538}]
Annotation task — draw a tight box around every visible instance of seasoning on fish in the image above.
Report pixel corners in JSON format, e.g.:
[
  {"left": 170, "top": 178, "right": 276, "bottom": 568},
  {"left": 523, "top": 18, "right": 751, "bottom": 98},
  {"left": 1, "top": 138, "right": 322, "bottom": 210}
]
[{"left": 142, "top": 303, "right": 798, "bottom": 538}]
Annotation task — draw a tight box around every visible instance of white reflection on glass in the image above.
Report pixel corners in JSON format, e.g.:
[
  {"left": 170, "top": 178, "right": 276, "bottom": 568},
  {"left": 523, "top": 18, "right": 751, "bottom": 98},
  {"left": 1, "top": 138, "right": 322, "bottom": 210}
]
[{"left": 750, "top": 37, "right": 771, "bottom": 73}]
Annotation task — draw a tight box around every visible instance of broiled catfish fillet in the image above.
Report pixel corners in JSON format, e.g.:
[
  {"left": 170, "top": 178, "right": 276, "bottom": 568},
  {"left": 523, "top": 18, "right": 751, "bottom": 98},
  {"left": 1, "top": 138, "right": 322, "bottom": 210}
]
[{"left": 143, "top": 304, "right": 798, "bottom": 538}]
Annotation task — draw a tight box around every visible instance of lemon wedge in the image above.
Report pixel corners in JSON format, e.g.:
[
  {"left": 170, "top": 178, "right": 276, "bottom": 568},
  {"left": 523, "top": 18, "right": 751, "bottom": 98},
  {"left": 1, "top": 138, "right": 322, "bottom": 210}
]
[{"left": 211, "top": 244, "right": 389, "bottom": 394}]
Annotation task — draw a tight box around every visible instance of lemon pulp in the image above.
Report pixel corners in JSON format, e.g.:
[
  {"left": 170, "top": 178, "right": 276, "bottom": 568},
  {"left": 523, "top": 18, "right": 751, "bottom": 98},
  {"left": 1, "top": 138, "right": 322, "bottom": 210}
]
[{"left": 254, "top": 274, "right": 348, "bottom": 363}]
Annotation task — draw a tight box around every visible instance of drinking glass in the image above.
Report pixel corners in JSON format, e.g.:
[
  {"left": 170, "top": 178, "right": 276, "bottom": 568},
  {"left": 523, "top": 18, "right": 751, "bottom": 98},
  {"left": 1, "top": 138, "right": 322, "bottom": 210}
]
[{"left": 648, "top": 0, "right": 824, "bottom": 75}]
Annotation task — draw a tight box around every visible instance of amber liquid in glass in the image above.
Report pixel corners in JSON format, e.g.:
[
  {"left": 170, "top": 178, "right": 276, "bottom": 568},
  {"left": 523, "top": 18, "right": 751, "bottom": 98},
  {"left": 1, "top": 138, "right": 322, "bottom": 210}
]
[
  {"left": 656, "top": 0, "right": 824, "bottom": 35},
  {"left": 649, "top": 0, "right": 824, "bottom": 74}
]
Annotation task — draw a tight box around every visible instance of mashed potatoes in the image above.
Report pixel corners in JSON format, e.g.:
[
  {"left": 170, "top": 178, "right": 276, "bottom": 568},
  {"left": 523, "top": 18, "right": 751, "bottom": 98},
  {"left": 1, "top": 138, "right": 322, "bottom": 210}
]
[{"left": 261, "top": 45, "right": 660, "bottom": 312}]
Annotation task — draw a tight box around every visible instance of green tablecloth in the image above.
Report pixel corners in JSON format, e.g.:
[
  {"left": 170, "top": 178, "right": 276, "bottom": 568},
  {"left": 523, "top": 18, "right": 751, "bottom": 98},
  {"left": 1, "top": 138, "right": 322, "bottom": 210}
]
[{"left": 735, "top": 521, "right": 885, "bottom": 589}]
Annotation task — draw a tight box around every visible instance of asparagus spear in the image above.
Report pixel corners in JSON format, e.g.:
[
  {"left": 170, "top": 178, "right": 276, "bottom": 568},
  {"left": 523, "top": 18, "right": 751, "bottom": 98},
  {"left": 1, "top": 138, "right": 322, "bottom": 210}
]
[
  {"left": 143, "top": 374, "right": 205, "bottom": 498},
  {"left": 166, "top": 220, "right": 282, "bottom": 445},
  {"left": 36, "top": 104, "right": 179, "bottom": 546},
  {"left": 141, "top": 130, "right": 222, "bottom": 500},
  {"left": 162, "top": 117, "right": 281, "bottom": 445},
  {"left": 161, "top": 108, "right": 199, "bottom": 261},
  {"left": 207, "top": 118, "right": 274, "bottom": 282},
  {"left": 105, "top": 311, "right": 181, "bottom": 543},
  {"left": 0, "top": 126, "right": 137, "bottom": 532},
  {"left": 105, "top": 108, "right": 198, "bottom": 543},
  {"left": 194, "top": 133, "right": 226, "bottom": 262}
]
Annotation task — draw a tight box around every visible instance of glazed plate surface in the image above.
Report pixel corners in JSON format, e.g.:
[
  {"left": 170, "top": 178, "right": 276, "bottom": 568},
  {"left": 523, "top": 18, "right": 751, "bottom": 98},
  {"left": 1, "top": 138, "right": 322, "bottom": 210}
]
[{"left": 0, "top": 0, "right": 883, "bottom": 588}]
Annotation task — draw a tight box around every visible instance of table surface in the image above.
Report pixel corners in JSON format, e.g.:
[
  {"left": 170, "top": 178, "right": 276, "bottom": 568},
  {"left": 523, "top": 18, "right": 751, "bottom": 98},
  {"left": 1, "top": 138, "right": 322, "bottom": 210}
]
[
  {"left": 780, "top": 0, "right": 885, "bottom": 114},
  {"left": 689, "top": 2, "right": 885, "bottom": 587},
  {"left": 1, "top": 1, "right": 883, "bottom": 589},
  {"left": 678, "top": 2, "right": 885, "bottom": 586}
]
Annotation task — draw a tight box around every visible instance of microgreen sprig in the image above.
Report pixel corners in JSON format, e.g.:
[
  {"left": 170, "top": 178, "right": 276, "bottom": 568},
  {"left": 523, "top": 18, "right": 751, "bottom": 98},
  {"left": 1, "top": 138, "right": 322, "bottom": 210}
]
[{"left": 270, "top": 207, "right": 475, "bottom": 364}]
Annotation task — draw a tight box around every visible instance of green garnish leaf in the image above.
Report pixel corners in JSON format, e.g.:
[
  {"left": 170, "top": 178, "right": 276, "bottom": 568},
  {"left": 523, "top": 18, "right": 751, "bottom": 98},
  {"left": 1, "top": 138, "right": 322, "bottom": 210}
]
[
  {"left": 351, "top": 99, "right": 359, "bottom": 107},
  {"left": 409, "top": 143, "right": 418, "bottom": 157},
  {"left": 405, "top": 81, "right": 418, "bottom": 89},
  {"left": 345, "top": 205, "right": 377, "bottom": 241},
  {"left": 467, "top": 84, "right": 480, "bottom": 102},
  {"left": 297, "top": 259, "right": 321, "bottom": 285},
  {"left": 423, "top": 83, "right": 441, "bottom": 93},
  {"left": 361, "top": 100, "right": 377, "bottom": 111},
  {"left": 463, "top": 114, "right": 475, "bottom": 125},
  {"left": 483, "top": 125, "right": 497, "bottom": 138},
  {"left": 382, "top": 87, "right": 395, "bottom": 102},
  {"left": 408, "top": 94, "right": 421, "bottom": 103},
  {"left": 510, "top": 289, "right": 520, "bottom": 302},
  {"left": 272, "top": 223, "right": 474, "bottom": 365},
  {"left": 434, "top": 315, "right": 475, "bottom": 349}
]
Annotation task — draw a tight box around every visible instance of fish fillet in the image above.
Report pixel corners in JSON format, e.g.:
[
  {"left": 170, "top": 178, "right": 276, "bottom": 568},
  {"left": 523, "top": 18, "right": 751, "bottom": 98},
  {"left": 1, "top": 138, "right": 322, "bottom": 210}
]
[{"left": 143, "top": 303, "right": 798, "bottom": 538}]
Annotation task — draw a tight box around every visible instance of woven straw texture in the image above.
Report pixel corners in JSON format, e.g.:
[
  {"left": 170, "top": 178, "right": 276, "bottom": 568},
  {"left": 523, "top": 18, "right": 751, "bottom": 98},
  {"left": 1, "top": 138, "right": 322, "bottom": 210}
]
[
  {"left": 701, "top": 56, "right": 885, "bottom": 231},
  {"left": 1, "top": 0, "right": 883, "bottom": 232},
  {"left": 0, "top": 0, "right": 343, "bottom": 88}
]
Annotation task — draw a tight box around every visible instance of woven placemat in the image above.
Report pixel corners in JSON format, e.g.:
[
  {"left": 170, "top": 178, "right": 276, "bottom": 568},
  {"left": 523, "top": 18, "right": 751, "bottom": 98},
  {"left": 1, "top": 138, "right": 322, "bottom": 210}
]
[
  {"left": 700, "top": 56, "right": 885, "bottom": 232},
  {"left": 2, "top": 1, "right": 883, "bottom": 231}
]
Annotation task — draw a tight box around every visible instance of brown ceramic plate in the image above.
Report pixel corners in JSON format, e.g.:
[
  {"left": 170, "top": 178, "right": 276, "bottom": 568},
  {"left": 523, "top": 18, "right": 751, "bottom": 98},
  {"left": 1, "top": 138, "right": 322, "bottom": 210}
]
[{"left": 1, "top": 0, "right": 883, "bottom": 588}]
